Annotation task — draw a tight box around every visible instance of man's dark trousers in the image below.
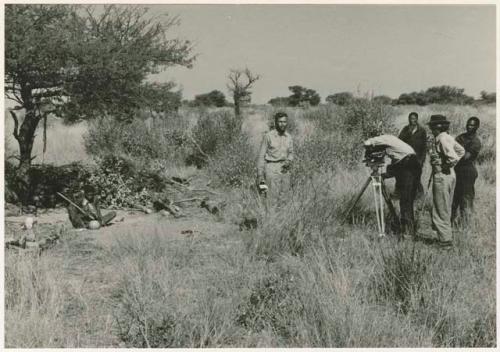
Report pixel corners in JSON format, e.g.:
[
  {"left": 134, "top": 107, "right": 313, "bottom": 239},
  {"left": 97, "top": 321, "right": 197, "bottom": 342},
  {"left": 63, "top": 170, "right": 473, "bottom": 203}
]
[
  {"left": 452, "top": 165, "right": 478, "bottom": 221},
  {"left": 387, "top": 154, "right": 422, "bottom": 235}
]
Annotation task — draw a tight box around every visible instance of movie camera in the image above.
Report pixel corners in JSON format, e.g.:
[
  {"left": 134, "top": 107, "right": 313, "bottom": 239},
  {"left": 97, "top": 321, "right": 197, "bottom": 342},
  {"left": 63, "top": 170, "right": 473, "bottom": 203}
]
[
  {"left": 363, "top": 144, "right": 387, "bottom": 169},
  {"left": 342, "top": 144, "right": 399, "bottom": 238}
]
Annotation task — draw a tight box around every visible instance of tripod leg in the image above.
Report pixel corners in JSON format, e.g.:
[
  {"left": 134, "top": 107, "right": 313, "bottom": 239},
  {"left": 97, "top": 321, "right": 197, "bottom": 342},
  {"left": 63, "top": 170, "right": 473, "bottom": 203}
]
[
  {"left": 372, "top": 176, "right": 384, "bottom": 236},
  {"left": 381, "top": 180, "right": 401, "bottom": 237},
  {"left": 342, "top": 176, "right": 371, "bottom": 225},
  {"left": 378, "top": 178, "right": 385, "bottom": 236}
]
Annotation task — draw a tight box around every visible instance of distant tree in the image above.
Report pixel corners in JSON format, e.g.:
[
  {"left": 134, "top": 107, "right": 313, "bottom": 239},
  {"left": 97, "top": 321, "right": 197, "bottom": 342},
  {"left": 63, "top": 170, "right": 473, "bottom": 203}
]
[
  {"left": 5, "top": 4, "right": 195, "bottom": 172},
  {"left": 372, "top": 95, "right": 393, "bottom": 105},
  {"left": 227, "top": 68, "right": 260, "bottom": 119},
  {"left": 288, "top": 85, "right": 321, "bottom": 107},
  {"left": 141, "top": 82, "right": 182, "bottom": 116},
  {"left": 480, "top": 91, "right": 496, "bottom": 104},
  {"left": 395, "top": 85, "right": 474, "bottom": 106},
  {"left": 424, "top": 85, "right": 474, "bottom": 105},
  {"left": 268, "top": 97, "right": 290, "bottom": 107},
  {"left": 194, "top": 90, "right": 227, "bottom": 107},
  {"left": 326, "top": 92, "right": 354, "bottom": 106}
]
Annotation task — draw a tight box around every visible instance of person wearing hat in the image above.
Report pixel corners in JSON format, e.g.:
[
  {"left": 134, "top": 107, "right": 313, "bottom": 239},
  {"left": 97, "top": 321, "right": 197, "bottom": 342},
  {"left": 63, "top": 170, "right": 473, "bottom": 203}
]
[
  {"left": 398, "top": 112, "right": 427, "bottom": 196},
  {"left": 426, "top": 114, "right": 465, "bottom": 249},
  {"left": 257, "top": 112, "right": 294, "bottom": 206},
  {"left": 452, "top": 116, "right": 482, "bottom": 223},
  {"left": 364, "top": 132, "right": 421, "bottom": 237}
]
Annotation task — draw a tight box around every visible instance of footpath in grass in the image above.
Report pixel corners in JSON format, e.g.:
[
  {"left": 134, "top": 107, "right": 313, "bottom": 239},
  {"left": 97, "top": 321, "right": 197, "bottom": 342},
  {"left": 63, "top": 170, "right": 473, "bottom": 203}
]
[{"left": 5, "top": 207, "right": 237, "bottom": 348}]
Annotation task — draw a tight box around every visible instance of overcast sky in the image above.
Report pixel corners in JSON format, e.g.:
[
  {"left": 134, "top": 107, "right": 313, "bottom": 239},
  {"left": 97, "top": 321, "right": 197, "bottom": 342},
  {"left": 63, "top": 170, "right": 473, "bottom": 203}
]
[{"left": 151, "top": 4, "right": 495, "bottom": 103}]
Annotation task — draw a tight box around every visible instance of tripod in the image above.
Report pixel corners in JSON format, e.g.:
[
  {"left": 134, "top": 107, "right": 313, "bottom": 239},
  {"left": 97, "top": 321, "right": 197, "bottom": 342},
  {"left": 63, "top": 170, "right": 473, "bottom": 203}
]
[{"left": 341, "top": 163, "right": 400, "bottom": 238}]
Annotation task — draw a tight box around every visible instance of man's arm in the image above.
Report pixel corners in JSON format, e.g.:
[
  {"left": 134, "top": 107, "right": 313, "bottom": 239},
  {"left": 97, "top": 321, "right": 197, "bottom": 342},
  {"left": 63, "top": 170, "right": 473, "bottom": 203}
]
[
  {"left": 463, "top": 138, "right": 482, "bottom": 161},
  {"left": 398, "top": 126, "right": 407, "bottom": 141},
  {"left": 257, "top": 133, "right": 268, "bottom": 182},
  {"left": 440, "top": 134, "right": 463, "bottom": 168},
  {"left": 415, "top": 129, "right": 427, "bottom": 164}
]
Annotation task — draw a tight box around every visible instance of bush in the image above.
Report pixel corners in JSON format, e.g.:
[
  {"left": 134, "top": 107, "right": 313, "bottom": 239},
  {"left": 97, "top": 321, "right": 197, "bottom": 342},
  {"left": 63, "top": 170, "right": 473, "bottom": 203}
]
[
  {"left": 5, "top": 161, "right": 92, "bottom": 207},
  {"left": 207, "top": 133, "right": 256, "bottom": 187},
  {"left": 290, "top": 99, "right": 396, "bottom": 175},
  {"left": 85, "top": 115, "right": 190, "bottom": 166},
  {"left": 87, "top": 155, "right": 170, "bottom": 208},
  {"left": 325, "top": 92, "right": 354, "bottom": 106},
  {"left": 396, "top": 86, "right": 475, "bottom": 106},
  {"left": 189, "top": 110, "right": 241, "bottom": 168}
]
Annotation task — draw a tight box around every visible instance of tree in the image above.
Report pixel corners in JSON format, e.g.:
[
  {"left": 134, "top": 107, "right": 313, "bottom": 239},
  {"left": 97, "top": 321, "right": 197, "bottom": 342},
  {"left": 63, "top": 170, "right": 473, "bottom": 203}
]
[
  {"left": 227, "top": 68, "right": 260, "bottom": 119},
  {"left": 140, "top": 82, "right": 182, "bottom": 116},
  {"left": 326, "top": 92, "right": 354, "bottom": 106},
  {"left": 372, "top": 95, "right": 393, "bottom": 105},
  {"left": 194, "top": 90, "right": 227, "bottom": 107},
  {"left": 395, "top": 86, "right": 474, "bottom": 106},
  {"left": 480, "top": 91, "right": 496, "bottom": 104},
  {"left": 288, "top": 85, "right": 321, "bottom": 107},
  {"left": 5, "top": 4, "right": 195, "bottom": 171},
  {"left": 268, "top": 97, "right": 290, "bottom": 107}
]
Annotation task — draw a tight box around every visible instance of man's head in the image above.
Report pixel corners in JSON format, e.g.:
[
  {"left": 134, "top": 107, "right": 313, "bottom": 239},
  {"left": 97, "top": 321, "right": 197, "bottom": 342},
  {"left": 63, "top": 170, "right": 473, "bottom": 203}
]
[
  {"left": 408, "top": 112, "right": 418, "bottom": 126},
  {"left": 427, "top": 114, "right": 450, "bottom": 137},
  {"left": 466, "top": 116, "right": 480, "bottom": 135},
  {"left": 274, "top": 112, "right": 288, "bottom": 134}
]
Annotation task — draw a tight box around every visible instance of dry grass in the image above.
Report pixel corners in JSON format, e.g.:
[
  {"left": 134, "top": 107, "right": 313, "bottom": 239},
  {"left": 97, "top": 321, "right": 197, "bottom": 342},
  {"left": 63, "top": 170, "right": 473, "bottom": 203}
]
[
  {"left": 4, "top": 103, "right": 496, "bottom": 347},
  {"left": 5, "top": 114, "right": 89, "bottom": 165}
]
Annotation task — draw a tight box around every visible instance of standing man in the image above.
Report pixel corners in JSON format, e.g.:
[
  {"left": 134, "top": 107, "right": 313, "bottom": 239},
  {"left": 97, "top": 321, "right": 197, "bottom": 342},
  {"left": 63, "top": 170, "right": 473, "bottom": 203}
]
[
  {"left": 452, "top": 117, "right": 482, "bottom": 223},
  {"left": 257, "top": 112, "right": 294, "bottom": 205},
  {"left": 364, "top": 133, "right": 421, "bottom": 237},
  {"left": 426, "top": 115, "right": 465, "bottom": 249},
  {"left": 398, "top": 112, "right": 427, "bottom": 195}
]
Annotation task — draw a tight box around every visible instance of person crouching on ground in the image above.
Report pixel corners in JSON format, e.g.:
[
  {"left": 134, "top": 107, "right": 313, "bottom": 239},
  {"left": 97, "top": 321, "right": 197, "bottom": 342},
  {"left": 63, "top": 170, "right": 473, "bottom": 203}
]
[
  {"left": 364, "top": 131, "right": 422, "bottom": 237},
  {"left": 257, "top": 112, "right": 294, "bottom": 206},
  {"left": 67, "top": 186, "right": 116, "bottom": 229},
  {"left": 425, "top": 114, "right": 465, "bottom": 249}
]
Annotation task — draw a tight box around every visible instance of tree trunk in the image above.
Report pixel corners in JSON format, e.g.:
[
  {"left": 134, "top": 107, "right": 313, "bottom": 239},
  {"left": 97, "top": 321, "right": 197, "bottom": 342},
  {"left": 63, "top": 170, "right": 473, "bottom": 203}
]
[
  {"left": 17, "top": 109, "right": 40, "bottom": 171},
  {"left": 12, "top": 84, "right": 41, "bottom": 205},
  {"left": 16, "top": 83, "right": 41, "bottom": 171},
  {"left": 233, "top": 93, "right": 241, "bottom": 119}
]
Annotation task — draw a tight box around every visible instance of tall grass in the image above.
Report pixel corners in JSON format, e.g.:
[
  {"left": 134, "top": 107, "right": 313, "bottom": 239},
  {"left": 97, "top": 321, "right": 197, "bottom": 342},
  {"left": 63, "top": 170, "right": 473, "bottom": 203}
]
[{"left": 4, "top": 103, "right": 496, "bottom": 347}]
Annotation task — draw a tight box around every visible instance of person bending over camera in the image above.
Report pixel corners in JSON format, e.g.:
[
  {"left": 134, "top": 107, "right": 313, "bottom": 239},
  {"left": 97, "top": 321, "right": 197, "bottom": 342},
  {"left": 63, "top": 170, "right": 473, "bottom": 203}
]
[{"left": 364, "top": 132, "right": 422, "bottom": 237}]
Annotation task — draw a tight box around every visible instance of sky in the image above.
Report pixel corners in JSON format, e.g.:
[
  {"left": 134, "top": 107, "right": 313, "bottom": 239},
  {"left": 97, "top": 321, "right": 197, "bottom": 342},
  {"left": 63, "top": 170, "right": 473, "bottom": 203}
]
[{"left": 148, "top": 4, "right": 496, "bottom": 104}]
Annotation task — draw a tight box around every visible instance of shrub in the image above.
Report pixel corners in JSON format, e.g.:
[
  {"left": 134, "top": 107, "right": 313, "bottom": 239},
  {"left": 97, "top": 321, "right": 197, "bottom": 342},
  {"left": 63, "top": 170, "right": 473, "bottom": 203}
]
[
  {"left": 189, "top": 109, "right": 241, "bottom": 167},
  {"left": 84, "top": 115, "right": 190, "bottom": 166},
  {"left": 369, "top": 243, "right": 433, "bottom": 314},
  {"left": 87, "top": 155, "right": 168, "bottom": 208},
  {"left": 5, "top": 161, "right": 92, "bottom": 207},
  {"left": 325, "top": 92, "right": 354, "bottom": 106},
  {"left": 207, "top": 133, "right": 256, "bottom": 187}
]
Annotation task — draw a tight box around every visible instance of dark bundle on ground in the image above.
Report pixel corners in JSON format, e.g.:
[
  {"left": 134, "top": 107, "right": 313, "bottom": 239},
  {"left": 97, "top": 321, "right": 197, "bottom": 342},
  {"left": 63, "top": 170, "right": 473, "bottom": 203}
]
[{"left": 5, "top": 161, "right": 92, "bottom": 208}]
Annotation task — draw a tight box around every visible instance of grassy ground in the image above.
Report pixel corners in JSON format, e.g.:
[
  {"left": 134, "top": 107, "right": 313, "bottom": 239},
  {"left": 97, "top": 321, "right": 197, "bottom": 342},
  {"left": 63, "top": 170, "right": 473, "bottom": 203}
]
[{"left": 4, "top": 103, "right": 496, "bottom": 347}]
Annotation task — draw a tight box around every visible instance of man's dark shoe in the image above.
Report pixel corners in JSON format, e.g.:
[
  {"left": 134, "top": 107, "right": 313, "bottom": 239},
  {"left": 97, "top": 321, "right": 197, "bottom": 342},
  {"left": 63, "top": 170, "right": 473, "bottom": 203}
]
[
  {"left": 414, "top": 234, "right": 437, "bottom": 245},
  {"left": 433, "top": 241, "right": 453, "bottom": 251}
]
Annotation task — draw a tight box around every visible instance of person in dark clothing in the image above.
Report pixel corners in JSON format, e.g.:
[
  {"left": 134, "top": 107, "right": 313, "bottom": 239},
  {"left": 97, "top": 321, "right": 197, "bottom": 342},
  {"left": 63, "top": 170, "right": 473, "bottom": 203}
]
[
  {"left": 398, "top": 112, "right": 427, "bottom": 195},
  {"left": 364, "top": 134, "right": 422, "bottom": 237},
  {"left": 452, "top": 117, "right": 481, "bottom": 223},
  {"left": 67, "top": 187, "right": 116, "bottom": 229}
]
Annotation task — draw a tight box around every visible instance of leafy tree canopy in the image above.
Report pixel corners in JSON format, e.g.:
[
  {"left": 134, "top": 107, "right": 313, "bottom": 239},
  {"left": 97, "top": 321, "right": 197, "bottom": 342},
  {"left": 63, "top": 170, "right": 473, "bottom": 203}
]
[
  {"left": 5, "top": 4, "right": 195, "bottom": 168},
  {"left": 288, "top": 85, "right": 321, "bottom": 107},
  {"left": 325, "top": 92, "right": 354, "bottom": 106},
  {"left": 194, "top": 90, "right": 227, "bottom": 107}
]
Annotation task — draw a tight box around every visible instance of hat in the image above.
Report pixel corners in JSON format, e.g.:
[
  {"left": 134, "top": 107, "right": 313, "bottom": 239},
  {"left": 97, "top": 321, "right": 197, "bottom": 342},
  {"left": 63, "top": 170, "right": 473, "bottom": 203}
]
[{"left": 427, "top": 114, "right": 450, "bottom": 126}]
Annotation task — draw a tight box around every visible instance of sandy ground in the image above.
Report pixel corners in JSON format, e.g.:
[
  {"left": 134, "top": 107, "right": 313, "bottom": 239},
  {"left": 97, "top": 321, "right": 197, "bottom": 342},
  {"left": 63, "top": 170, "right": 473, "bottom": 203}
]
[{"left": 5, "top": 206, "right": 229, "bottom": 247}]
